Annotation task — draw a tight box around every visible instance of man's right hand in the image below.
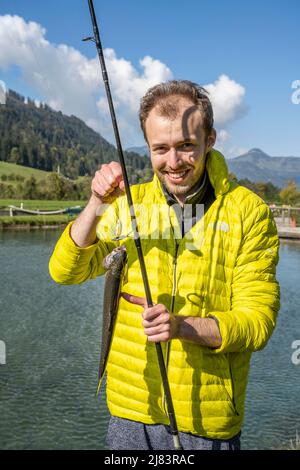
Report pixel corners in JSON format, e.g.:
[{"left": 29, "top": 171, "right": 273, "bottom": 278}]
[
  {"left": 71, "top": 162, "right": 125, "bottom": 248},
  {"left": 91, "top": 161, "right": 125, "bottom": 204}
]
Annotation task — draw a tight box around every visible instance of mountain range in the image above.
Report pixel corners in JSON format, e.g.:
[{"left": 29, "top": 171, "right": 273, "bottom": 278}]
[
  {"left": 227, "top": 148, "right": 300, "bottom": 188},
  {"left": 126, "top": 145, "right": 150, "bottom": 157}
]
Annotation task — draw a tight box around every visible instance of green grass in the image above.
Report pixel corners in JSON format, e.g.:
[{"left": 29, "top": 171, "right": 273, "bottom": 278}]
[
  {"left": 0, "top": 214, "right": 75, "bottom": 228},
  {"left": 0, "top": 198, "right": 85, "bottom": 228},
  {"left": 0, "top": 162, "right": 50, "bottom": 184},
  {"left": 279, "top": 432, "right": 300, "bottom": 450},
  {"left": 0, "top": 199, "right": 86, "bottom": 210}
]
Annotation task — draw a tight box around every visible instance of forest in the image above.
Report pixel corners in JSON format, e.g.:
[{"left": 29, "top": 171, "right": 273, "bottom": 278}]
[{"left": 0, "top": 89, "right": 150, "bottom": 180}]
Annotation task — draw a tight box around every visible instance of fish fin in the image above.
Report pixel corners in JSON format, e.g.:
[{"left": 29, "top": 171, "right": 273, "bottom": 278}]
[{"left": 95, "top": 373, "right": 105, "bottom": 397}]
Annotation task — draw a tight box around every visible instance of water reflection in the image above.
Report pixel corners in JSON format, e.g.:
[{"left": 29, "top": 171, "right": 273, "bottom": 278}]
[{"left": 0, "top": 232, "right": 299, "bottom": 449}]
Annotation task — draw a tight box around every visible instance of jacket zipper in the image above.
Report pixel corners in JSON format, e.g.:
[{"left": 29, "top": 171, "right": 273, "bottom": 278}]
[
  {"left": 228, "top": 358, "right": 239, "bottom": 416},
  {"left": 163, "top": 239, "right": 179, "bottom": 415}
]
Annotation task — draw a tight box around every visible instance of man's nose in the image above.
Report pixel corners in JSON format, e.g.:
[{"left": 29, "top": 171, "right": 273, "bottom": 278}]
[{"left": 167, "top": 147, "right": 183, "bottom": 168}]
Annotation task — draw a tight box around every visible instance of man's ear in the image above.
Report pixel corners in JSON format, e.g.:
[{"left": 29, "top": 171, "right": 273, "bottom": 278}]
[{"left": 206, "top": 128, "right": 217, "bottom": 150}]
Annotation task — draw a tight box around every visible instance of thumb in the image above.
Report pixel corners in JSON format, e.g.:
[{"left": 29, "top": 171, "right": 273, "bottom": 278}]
[{"left": 119, "top": 180, "right": 125, "bottom": 192}]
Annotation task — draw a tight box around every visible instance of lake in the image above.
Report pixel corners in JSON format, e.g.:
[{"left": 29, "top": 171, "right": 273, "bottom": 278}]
[{"left": 0, "top": 230, "right": 299, "bottom": 449}]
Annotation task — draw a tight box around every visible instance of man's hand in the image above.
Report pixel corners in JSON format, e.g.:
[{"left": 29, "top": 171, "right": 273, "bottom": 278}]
[
  {"left": 122, "top": 291, "right": 222, "bottom": 348},
  {"left": 71, "top": 161, "right": 125, "bottom": 248},
  {"left": 121, "top": 292, "right": 178, "bottom": 342},
  {"left": 91, "top": 161, "right": 125, "bottom": 204}
]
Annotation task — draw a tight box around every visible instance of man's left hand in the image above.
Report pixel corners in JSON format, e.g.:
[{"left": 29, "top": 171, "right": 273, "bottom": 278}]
[{"left": 121, "top": 292, "right": 177, "bottom": 342}]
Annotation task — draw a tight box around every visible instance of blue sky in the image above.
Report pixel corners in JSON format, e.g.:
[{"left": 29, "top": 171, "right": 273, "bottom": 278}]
[{"left": 0, "top": 0, "right": 299, "bottom": 157}]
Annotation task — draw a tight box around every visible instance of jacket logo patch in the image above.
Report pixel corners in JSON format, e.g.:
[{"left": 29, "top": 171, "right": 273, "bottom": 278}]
[{"left": 209, "top": 221, "right": 229, "bottom": 232}]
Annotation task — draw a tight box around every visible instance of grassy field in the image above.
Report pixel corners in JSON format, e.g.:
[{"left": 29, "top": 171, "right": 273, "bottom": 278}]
[
  {"left": 0, "top": 198, "right": 85, "bottom": 228},
  {"left": 0, "top": 214, "right": 74, "bottom": 227},
  {"left": 0, "top": 199, "right": 86, "bottom": 209},
  {"left": 0, "top": 161, "right": 50, "bottom": 185}
]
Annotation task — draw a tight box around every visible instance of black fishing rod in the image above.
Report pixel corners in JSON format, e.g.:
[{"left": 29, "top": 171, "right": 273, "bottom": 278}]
[{"left": 84, "top": 0, "right": 182, "bottom": 451}]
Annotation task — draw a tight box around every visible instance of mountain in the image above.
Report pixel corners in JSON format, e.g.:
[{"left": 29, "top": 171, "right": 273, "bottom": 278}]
[
  {"left": 227, "top": 148, "right": 300, "bottom": 188},
  {"left": 126, "top": 145, "right": 150, "bottom": 157},
  {"left": 0, "top": 89, "right": 151, "bottom": 181}
]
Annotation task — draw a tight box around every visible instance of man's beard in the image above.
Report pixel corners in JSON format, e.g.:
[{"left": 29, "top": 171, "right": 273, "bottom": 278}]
[{"left": 155, "top": 166, "right": 199, "bottom": 196}]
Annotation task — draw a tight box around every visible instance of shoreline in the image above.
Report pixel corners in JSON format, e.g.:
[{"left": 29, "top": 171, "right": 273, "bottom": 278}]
[
  {"left": 1, "top": 222, "right": 300, "bottom": 241},
  {"left": 0, "top": 223, "right": 68, "bottom": 231}
]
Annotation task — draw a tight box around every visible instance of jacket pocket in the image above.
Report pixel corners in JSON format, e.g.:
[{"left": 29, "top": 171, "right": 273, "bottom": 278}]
[{"left": 222, "top": 357, "right": 239, "bottom": 416}]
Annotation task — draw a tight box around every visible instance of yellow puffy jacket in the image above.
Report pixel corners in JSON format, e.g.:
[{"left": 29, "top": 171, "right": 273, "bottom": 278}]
[{"left": 49, "top": 150, "right": 280, "bottom": 439}]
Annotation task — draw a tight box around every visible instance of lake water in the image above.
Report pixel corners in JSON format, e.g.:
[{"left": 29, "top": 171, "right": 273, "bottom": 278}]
[{"left": 0, "top": 230, "right": 299, "bottom": 450}]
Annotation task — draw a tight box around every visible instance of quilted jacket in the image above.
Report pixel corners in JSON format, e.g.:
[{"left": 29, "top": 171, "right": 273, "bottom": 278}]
[{"left": 49, "top": 149, "right": 280, "bottom": 439}]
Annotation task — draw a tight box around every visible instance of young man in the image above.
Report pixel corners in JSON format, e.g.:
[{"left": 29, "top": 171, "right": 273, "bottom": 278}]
[{"left": 49, "top": 80, "right": 280, "bottom": 450}]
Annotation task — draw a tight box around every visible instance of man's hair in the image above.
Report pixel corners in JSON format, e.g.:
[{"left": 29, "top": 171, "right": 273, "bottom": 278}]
[{"left": 139, "top": 80, "right": 214, "bottom": 142}]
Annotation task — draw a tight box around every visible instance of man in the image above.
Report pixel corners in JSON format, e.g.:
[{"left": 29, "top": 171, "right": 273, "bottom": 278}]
[{"left": 49, "top": 80, "right": 280, "bottom": 450}]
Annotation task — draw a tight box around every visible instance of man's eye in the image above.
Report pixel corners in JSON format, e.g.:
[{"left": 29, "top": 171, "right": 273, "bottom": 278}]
[
  {"left": 153, "top": 147, "right": 167, "bottom": 154},
  {"left": 180, "top": 143, "right": 194, "bottom": 150}
]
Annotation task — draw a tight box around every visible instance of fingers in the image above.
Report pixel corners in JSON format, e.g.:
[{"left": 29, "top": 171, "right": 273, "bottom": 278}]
[
  {"left": 121, "top": 292, "right": 174, "bottom": 342},
  {"left": 142, "top": 311, "right": 170, "bottom": 326},
  {"left": 142, "top": 306, "right": 173, "bottom": 342},
  {"left": 91, "top": 162, "right": 125, "bottom": 202},
  {"left": 119, "top": 180, "right": 125, "bottom": 191},
  {"left": 143, "top": 319, "right": 172, "bottom": 343}
]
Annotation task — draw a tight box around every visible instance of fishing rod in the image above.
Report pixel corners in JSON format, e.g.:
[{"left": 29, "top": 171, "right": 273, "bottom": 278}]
[{"left": 84, "top": 0, "right": 182, "bottom": 451}]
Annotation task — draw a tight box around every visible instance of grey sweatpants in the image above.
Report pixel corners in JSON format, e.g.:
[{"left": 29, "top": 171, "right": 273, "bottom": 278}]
[{"left": 106, "top": 416, "right": 241, "bottom": 450}]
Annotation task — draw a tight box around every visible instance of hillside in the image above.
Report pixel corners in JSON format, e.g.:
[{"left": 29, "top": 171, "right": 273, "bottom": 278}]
[
  {"left": 0, "top": 161, "right": 49, "bottom": 185},
  {"left": 227, "top": 148, "right": 300, "bottom": 187},
  {"left": 126, "top": 145, "right": 150, "bottom": 157},
  {"left": 0, "top": 89, "right": 151, "bottom": 181}
]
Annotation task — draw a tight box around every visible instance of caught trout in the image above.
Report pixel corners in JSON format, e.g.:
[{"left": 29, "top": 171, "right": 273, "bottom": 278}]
[{"left": 97, "top": 245, "right": 127, "bottom": 394}]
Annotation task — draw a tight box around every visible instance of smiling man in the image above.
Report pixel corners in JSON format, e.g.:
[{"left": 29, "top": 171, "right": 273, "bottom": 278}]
[
  {"left": 145, "top": 96, "right": 215, "bottom": 203},
  {"left": 49, "top": 80, "right": 280, "bottom": 450}
]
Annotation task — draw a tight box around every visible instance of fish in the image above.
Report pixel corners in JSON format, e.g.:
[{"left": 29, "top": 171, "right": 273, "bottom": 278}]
[{"left": 97, "top": 245, "right": 127, "bottom": 395}]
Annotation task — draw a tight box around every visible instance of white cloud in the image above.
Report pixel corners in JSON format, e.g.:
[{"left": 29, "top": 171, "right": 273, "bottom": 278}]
[
  {"left": 220, "top": 145, "right": 249, "bottom": 159},
  {"left": 0, "top": 15, "right": 172, "bottom": 146},
  {"left": 204, "top": 75, "right": 247, "bottom": 158},
  {"left": 0, "top": 15, "right": 247, "bottom": 148},
  {"left": 204, "top": 74, "right": 246, "bottom": 127},
  {"left": 217, "top": 129, "right": 230, "bottom": 143}
]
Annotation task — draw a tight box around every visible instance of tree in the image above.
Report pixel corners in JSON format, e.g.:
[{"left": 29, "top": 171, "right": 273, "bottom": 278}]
[
  {"left": 1, "top": 88, "right": 151, "bottom": 179},
  {"left": 79, "top": 157, "right": 87, "bottom": 177},
  {"left": 279, "top": 180, "right": 300, "bottom": 205},
  {"left": 9, "top": 147, "right": 20, "bottom": 164},
  {"left": 23, "top": 176, "right": 38, "bottom": 199},
  {"left": 45, "top": 172, "right": 65, "bottom": 200}
]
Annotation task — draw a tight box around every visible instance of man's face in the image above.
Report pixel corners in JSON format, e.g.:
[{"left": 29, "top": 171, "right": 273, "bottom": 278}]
[{"left": 145, "top": 97, "right": 216, "bottom": 204}]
